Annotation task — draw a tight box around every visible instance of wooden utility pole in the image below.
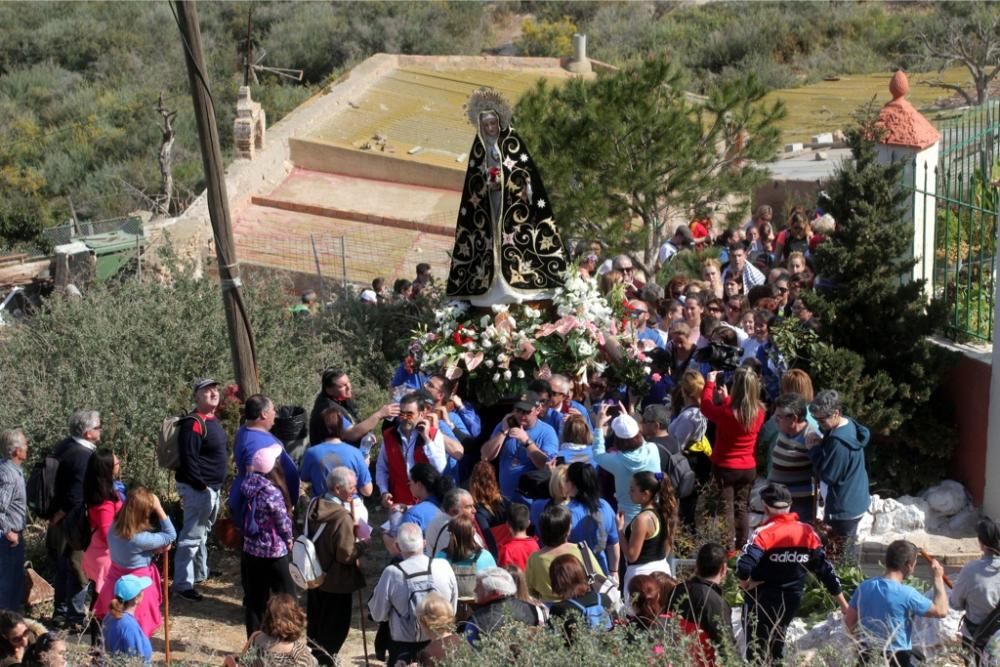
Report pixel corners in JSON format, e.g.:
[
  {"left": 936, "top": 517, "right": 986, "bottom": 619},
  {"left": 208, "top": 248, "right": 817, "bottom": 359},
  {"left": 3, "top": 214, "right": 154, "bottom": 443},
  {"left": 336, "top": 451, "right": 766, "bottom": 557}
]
[{"left": 174, "top": 0, "right": 260, "bottom": 397}]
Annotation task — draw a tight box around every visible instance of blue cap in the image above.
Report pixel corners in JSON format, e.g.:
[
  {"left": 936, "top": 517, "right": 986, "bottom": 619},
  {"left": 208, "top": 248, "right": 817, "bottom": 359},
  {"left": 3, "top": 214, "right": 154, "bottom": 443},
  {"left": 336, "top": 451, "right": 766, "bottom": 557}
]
[{"left": 114, "top": 575, "right": 153, "bottom": 602}]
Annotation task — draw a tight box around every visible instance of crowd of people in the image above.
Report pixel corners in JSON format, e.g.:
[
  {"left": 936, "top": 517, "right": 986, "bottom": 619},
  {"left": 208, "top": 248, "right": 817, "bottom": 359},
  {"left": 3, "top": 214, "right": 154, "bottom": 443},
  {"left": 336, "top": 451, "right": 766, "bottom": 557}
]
[{"left": 0, "top": 207, "right": 997, "bottom": 667}]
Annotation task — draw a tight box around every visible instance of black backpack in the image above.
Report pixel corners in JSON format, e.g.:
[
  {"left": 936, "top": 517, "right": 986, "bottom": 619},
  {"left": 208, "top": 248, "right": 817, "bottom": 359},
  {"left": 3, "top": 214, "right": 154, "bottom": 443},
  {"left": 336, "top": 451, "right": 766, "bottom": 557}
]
[
  {"left": 26, "top": 455, "right": 61, "bottom": 519},
  {"left": 656, "top": 442, "right": 697, "bottom": 499}
]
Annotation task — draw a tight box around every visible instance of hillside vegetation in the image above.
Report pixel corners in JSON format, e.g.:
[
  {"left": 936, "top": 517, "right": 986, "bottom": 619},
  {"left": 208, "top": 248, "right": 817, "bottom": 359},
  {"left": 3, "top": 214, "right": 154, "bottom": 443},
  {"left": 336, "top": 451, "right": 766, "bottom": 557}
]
[{"left": 0, "top": 1, "right": 982, "bottom": 250}]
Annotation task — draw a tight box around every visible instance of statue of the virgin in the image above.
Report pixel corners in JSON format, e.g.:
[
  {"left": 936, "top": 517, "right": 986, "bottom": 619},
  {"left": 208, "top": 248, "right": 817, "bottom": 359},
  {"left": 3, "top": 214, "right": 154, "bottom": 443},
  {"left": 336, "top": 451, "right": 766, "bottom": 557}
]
[{"left": 445, "top": 88, "right": 567, "bottom": 306}]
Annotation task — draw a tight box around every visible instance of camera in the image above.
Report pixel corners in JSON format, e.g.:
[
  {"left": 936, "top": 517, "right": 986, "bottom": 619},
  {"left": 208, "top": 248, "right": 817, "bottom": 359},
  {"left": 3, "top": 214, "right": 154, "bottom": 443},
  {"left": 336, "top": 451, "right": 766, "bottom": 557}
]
[{"left": 694, "top": 342, "right": 742, "bottom": 372}]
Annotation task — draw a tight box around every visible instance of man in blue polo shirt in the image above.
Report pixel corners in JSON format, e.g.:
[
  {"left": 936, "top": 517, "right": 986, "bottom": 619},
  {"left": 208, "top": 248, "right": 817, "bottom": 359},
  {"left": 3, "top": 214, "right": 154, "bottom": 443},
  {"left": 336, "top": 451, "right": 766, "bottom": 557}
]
[
  {"left": 846, "top": 539, "right": 949, "bottom": 667},
  {"left": 481, "top": 391, "right": 558, "bottom": 502},
  {"left": 300, "top": 406, "right": 373, "bottom": 499}
]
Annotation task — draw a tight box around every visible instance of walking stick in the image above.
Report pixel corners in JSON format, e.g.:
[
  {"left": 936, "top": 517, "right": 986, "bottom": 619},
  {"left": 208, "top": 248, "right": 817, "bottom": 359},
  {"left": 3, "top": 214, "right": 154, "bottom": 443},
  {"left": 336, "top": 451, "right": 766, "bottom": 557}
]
[
  {"left": 918, "top": 548, "right": 954, "bottom": 589},
  {"left": 162, "top": 548, "right": 171, "bottom": 665},
  {"left": 348, "top": 500, "right": 371, "bottom": 667}
]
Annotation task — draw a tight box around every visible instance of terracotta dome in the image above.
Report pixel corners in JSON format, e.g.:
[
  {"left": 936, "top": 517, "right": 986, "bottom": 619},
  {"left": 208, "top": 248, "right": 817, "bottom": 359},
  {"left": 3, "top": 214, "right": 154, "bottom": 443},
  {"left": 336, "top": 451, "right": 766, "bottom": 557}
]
[{"left": 877, "top": 70, "right": 940, "bottom": 150}]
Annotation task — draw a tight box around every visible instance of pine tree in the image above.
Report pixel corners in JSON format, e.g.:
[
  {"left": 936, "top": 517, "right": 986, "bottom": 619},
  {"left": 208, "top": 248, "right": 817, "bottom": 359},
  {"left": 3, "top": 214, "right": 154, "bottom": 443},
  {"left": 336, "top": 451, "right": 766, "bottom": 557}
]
[{"left": 808, "top": 111, "right": 955, "bottom": 492}]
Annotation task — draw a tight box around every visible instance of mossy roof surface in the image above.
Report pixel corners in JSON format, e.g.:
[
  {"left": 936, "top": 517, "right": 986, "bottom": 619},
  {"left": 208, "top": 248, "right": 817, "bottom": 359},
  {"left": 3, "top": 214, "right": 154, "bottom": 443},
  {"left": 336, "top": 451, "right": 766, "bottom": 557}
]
[
  {"left": 765, "top": 66, "right": 971, "bottom": 144},
  {"left": 310, "top": 66, "right": 572, "bottom": 169}
]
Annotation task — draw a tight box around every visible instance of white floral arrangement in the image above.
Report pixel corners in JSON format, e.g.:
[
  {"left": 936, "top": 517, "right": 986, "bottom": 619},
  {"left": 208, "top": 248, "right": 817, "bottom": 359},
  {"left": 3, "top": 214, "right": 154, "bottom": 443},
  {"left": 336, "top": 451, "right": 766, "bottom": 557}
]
[{"left": 415, "top": 272, "right": 648, "bottom": 403}]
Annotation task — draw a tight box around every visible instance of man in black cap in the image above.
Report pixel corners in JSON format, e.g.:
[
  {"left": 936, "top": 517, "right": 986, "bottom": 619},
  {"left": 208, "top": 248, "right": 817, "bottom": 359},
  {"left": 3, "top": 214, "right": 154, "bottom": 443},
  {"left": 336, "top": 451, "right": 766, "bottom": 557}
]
[
  {"left": 736, "top": 482, "right": 846, "bottom": 662},
  {"left": 656, "top": 224, "right": 695, "bottom": 269},
  {"left": 174, "top": 378, "right": 228, "bottom": 601},
  {"left": 950, "top": 517, "right": 1000, "bottom": 660},
  {"left": 481, "top": 391, "right": 559, "bottom": 503}
]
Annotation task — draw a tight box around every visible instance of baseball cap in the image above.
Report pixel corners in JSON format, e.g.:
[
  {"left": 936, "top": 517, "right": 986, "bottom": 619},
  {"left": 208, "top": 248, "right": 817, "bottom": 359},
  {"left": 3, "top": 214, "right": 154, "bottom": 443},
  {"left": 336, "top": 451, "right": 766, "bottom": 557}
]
[
  {"left": 114, "top": 574, "right": 153, "bottom": 602},
  {"left": 760, "top": 482, "right": 793, "bottom": 510},
  {"left": 192, "top": 378, "right": 219, "bottom": 392},
  {"left": 675, "top": 225, "right": 695, "bottom": 246},
  {"left": 359, "top": 289, "right": 378, "bottom": 304},
  {"left": 249, "top": 443, "right": 283, "bottom": 474},
  {"left": 513, "top": 391, "right": 543, "bottom": 412},
  {"left": 611, "top": 414, "right": 640, "bottom": 440}
]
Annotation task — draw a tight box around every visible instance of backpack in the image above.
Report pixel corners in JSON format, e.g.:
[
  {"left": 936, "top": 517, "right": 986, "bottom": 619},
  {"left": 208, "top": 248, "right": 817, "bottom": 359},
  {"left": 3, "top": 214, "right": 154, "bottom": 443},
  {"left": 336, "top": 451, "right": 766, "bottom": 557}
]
[
  {"left": 452, "top": 555, "right": 479, "bottom": 601},
  {"left": 158, "top": 413, "right": 206, "bottom": 470},
  {"left": 289, "top": 498, "right": 327, "bottom": 590},
  {"left": 390, "top": 559, "right": 437, "bottom": 642},
  {"left": 566, "top": 596, "right": 613, "bottom": 631},
  {"left": 26, "top": 454, "right": 61, "bottom": 519},
  {"left": 657, "top": 443, "right": 697, "bottom": 499},
  {"left": 64, "top": 503, "right": 93, "bottom": 552}
]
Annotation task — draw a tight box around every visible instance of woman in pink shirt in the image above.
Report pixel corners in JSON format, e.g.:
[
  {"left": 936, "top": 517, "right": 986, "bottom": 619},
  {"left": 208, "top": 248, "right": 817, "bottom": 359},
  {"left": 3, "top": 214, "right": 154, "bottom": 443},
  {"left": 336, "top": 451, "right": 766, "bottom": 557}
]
[
  {"left": 82, "top": 450, "right": 123, "bottom": 597},
  {"left": 700, "top": 368, "right": 765, "bottom": 553}
]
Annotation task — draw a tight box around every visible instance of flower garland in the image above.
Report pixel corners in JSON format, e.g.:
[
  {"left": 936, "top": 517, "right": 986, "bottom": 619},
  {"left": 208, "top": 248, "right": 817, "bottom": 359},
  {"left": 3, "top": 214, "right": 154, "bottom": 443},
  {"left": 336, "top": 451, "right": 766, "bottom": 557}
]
[{"left": 414, "top": 271, "right": 653, "bottom": 404}]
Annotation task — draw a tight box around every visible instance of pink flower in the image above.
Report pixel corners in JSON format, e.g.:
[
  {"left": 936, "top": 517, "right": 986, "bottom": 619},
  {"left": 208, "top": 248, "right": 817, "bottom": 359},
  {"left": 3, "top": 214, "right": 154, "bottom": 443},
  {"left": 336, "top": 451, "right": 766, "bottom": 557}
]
[
  {"left": 516, "top": 338, "right": 536, "bottom": 360},
  {"left": 445, "top": 365, "right": 463, "bottom": 380},
  {"left": 462, "top": 351, "right": 484, "bottom": 371}
]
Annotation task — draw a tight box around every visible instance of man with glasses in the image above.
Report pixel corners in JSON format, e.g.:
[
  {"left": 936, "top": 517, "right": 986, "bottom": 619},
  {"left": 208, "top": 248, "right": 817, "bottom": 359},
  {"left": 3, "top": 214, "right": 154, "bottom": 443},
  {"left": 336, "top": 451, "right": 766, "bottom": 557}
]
[
  {"left": 481, "top": 391, "right": 558, "bottom": 502},
  {"left": 806, "top": 390, "right": 871, "bottom": 555},
  {"left": 375, "top": 392, "right": 447, "bottom": 509},
  {"left": 629, "top": 299, "right": 667, "bottom": 351},
  {"left": 612, "top": 254, "right": 645, "bottom": 300},
  {"left": 308, "top": 368, "right": 400, "bottom": 446},
  {"left": 47, "top": 410, "right": 101, "bottom": 628},
  {"left": 766, "top": 394, "right": 818, "bottom": 523},
  {"left": 539, "top": 375, "right": 593, "bottom": 434}
]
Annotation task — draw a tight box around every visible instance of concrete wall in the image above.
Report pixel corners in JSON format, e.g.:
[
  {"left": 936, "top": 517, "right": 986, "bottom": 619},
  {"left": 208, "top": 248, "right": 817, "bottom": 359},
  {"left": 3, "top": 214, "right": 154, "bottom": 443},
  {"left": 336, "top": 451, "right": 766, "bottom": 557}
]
[
  {"left": 289, "top": 138, "right": 465, "bottom": 191},
  {"left": 936, "top": 339, "right": 991, "bottom": 506},
  {"left": 752, "top": 178, "right": 824, "bottom": 226}
]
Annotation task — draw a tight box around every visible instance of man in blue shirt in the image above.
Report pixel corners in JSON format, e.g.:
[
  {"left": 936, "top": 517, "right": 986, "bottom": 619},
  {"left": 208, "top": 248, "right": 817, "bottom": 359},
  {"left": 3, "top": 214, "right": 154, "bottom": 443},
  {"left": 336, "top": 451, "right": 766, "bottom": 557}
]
[
  {"left": 846, "top": 539, "right": 949, "bottom": 667},
  {"left": 299, "top": 407, "right": 373, "bottom": 499},
  {"left": 481, "top": 391, "right": 558, "bottom": 502}
]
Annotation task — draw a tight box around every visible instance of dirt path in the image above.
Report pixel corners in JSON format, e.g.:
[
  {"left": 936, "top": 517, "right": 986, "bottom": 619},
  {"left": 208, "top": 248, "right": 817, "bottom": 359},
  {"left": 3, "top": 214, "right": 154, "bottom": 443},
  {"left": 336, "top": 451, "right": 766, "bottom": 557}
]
[{"left": 144, "top": 511, "right": 390, "bottom": 665}]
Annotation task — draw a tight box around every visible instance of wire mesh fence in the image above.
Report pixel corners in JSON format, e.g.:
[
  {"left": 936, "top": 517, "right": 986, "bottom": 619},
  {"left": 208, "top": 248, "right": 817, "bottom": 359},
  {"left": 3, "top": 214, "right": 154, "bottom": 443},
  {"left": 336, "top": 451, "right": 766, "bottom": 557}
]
[{"left": 234, "top": 230, "right": 453, "bottom": 290}]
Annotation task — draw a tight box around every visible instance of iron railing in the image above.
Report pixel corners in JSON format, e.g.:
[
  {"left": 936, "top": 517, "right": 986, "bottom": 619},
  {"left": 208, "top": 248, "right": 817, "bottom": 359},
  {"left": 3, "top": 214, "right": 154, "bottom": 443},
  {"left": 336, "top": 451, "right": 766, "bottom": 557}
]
[{"left": 910, "top": 101, "right": 998, "bottom": 342}]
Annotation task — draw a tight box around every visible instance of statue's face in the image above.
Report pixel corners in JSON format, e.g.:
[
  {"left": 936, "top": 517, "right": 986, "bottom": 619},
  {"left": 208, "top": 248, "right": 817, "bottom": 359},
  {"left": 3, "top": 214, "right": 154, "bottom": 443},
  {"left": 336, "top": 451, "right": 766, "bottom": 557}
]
[{"left": 479, "top": 113, "right": 499, "bottom": 139}]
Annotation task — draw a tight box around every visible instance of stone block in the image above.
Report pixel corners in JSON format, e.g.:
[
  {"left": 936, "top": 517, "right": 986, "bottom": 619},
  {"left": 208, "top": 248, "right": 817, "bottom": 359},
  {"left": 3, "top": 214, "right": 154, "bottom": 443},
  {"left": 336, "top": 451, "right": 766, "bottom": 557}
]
[
  {"left": 784, "top": 142, "right": 803, "bottom": 153},
  {"left": 811, "top": 132, "right": 834, "bottom": 145}
]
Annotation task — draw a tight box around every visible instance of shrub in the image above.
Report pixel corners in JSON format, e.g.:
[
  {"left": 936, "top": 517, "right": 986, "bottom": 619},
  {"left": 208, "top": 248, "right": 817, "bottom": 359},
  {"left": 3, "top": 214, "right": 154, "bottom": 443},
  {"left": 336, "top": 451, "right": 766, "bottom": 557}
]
[{"left": 0, "top": 261, "right": 384, "bottom": 496}]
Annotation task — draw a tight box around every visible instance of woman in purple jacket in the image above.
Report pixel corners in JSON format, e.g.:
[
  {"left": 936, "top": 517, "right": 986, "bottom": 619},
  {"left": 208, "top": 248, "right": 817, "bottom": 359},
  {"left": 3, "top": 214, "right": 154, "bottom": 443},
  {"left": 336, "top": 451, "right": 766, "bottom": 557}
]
[{"left": 239, "top": 443, "right": 295, "bottom": 637}]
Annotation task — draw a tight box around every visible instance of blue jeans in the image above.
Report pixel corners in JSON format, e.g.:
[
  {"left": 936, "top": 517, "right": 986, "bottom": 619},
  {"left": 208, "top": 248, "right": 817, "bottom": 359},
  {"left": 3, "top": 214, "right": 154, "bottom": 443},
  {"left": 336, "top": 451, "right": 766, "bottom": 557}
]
[
  {"left": 0, "top": 535, "right": 25, "bottom": 611},
  {"left": 174, "top": 483, "right": 220, "bottom": 591}
]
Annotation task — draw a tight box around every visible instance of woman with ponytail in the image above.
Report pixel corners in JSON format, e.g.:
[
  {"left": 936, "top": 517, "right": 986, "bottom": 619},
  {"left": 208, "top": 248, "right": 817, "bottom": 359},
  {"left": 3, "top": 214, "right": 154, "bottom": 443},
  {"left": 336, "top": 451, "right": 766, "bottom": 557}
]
[
  {"left": 615, "top": 471, "right": 677, "bottom": 605},
  {"left": 701, "top": 368, "right": 766, "bottom": 553},
  {"left": 103, "top": 574, "right": 153, "bottom": 664}
]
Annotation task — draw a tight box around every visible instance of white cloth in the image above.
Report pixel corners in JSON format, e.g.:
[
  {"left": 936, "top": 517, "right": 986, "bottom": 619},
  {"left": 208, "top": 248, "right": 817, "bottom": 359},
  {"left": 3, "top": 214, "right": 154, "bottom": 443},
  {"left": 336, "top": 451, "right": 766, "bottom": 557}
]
[
  {"left": 622, "top": 559, "right": 672, "bottom": 614},
  {"left": 657, "top": 241, "right": 681, "bottom": 265},
  {"left": 722, "top": 263, "right": 766, "bottom": 290}
]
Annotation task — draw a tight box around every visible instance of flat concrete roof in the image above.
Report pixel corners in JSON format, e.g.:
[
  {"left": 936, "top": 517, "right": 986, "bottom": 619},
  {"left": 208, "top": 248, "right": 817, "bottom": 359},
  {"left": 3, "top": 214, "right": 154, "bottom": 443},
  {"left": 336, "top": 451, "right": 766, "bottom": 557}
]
[
  {"left": 765, "top": 147, "right": 852, "bottom": 182},
  {"left": 309, "top": 66, "right": 575, "bottom": 170}
]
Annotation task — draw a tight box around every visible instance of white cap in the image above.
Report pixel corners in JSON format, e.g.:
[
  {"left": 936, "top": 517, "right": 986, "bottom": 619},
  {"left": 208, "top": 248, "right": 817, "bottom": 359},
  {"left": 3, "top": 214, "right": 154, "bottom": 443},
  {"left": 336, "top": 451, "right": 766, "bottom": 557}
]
[
  {"left": 611, "top": 414, "right": 640, "bottom": 440},
  {"left": 359, "top": 289, "right": 378, "bottom": 303}
]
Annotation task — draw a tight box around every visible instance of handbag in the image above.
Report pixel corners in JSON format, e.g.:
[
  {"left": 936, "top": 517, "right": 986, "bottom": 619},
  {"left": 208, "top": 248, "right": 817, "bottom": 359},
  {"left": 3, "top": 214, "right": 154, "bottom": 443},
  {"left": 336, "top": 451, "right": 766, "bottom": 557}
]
[
  {"left": 23, "top": 561, "right": 54, "bottom": 608},
  {"left": 578, "top": 543, "right": 622, "bottom": 615}
]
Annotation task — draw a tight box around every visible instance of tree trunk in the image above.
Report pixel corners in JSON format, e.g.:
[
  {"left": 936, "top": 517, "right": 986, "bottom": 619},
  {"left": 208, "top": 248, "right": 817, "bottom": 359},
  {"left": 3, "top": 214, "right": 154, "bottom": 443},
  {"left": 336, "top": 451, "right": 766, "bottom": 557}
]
[{"left": 156, "top": 93, "right": 177, "bottom": 218}]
